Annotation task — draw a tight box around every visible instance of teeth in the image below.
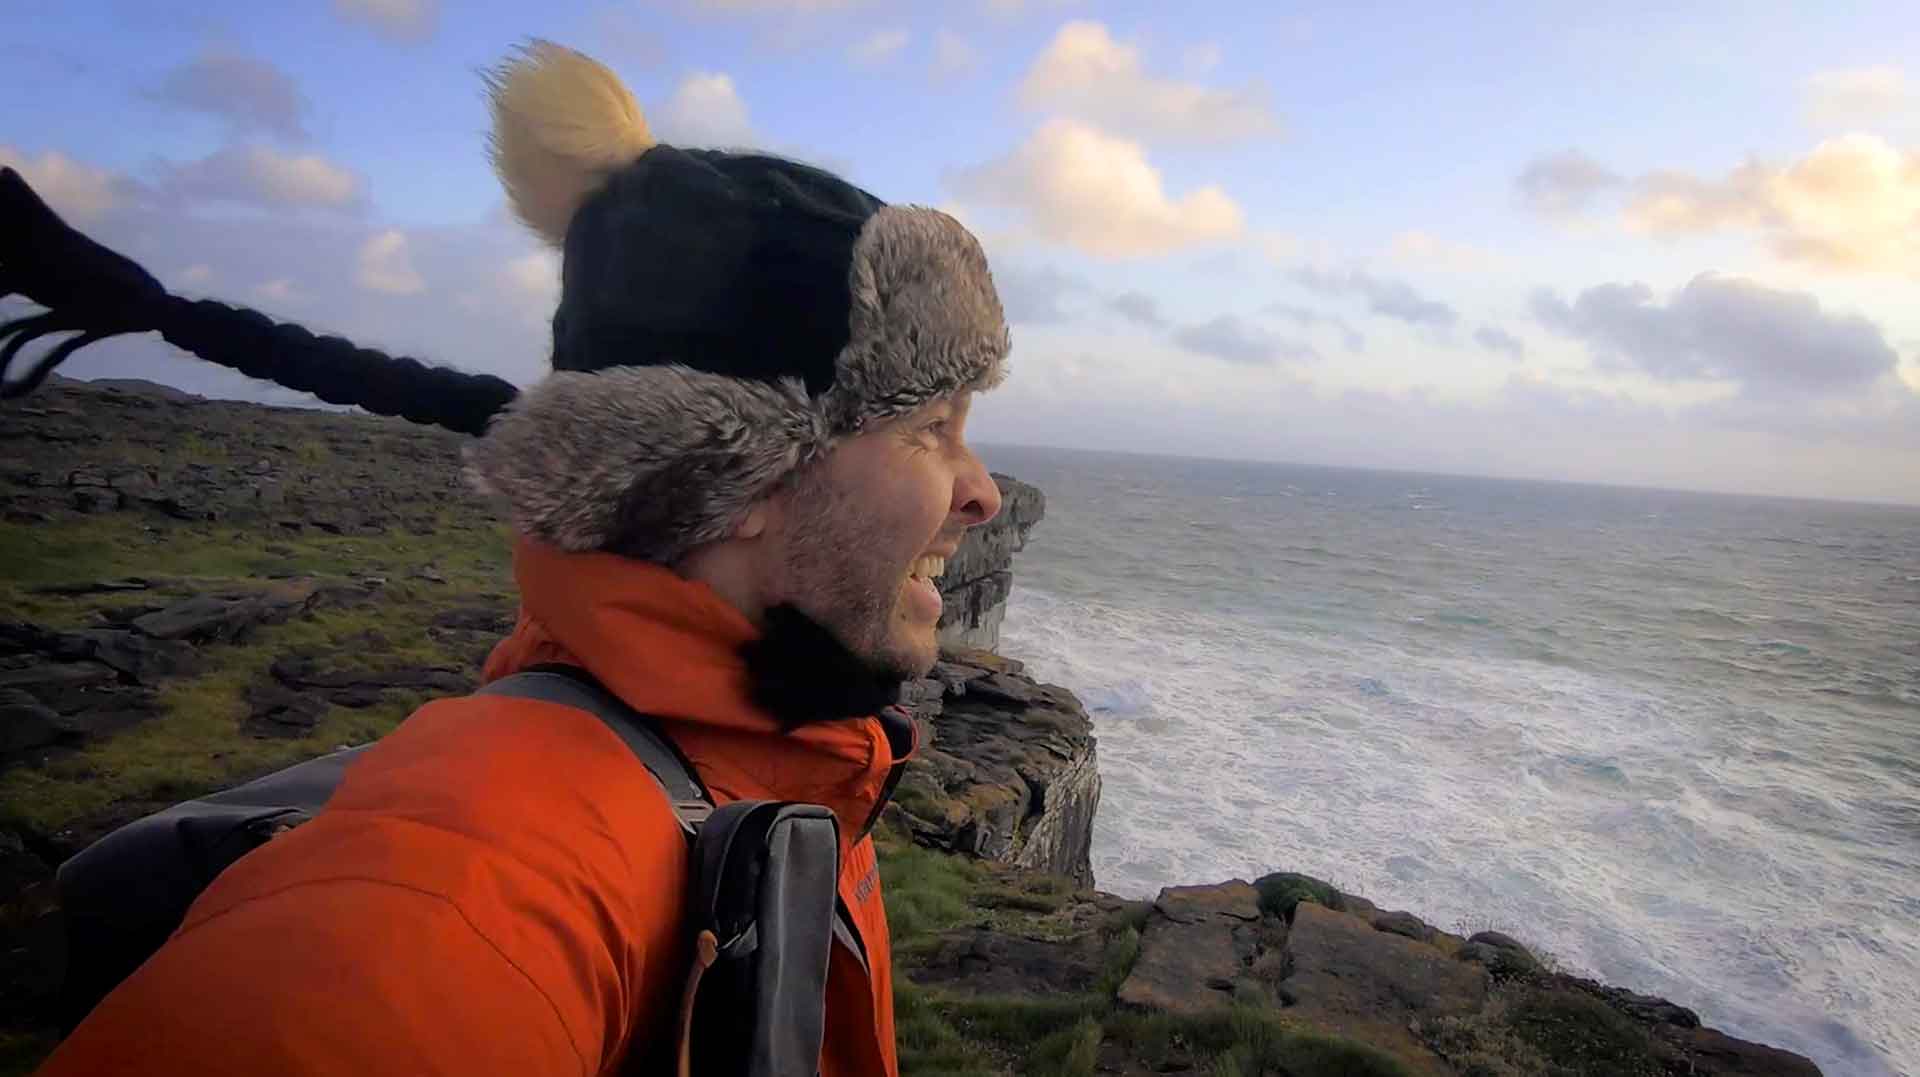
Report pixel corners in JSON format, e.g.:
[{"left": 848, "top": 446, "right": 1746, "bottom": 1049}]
[{"left": 910, "top": 555, "right": 946, "bottom": 579}]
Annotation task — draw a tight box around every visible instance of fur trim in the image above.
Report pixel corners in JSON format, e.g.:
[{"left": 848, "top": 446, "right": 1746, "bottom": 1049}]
[
  {"left": 465, "top": 207, "right": 1011, "bottom": 563},
  {"left": 463, "top": 366, "right": 827, "bottom": 561},
  {"left": 825, "top": 205, "right": 1010, "bottom": 434},
  {"left": 485, "top": 40, "right": 654, "bottom": 247}
]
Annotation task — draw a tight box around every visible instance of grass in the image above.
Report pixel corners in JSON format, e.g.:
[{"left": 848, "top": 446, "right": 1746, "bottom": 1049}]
[
  {"left": 894, "top": 985, "right": 1419, "bottom": 1077},
  {"left": 1414, "top": 983, "right": 1668, "bottom": 1077},
  {"left": 0, "top": 513, "right": 513, "bottom": 843},
  {"left": 878, "top": 832, "right": 991, "bottom": 944}
]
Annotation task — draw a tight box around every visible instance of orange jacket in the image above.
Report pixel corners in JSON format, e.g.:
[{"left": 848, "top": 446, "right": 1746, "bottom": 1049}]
[{"left": 39, "top": 539, "right": 910, "bottom": 1076}]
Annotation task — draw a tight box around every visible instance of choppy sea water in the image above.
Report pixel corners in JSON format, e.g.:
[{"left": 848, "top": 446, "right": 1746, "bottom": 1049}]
[{"left": 981, "top": 443, "right": 1920, "bottom": 1077}]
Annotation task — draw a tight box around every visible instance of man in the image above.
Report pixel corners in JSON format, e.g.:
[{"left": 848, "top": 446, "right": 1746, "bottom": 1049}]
[{"left": 21, "top": 39, "right": 1008, "bottom": 1076}]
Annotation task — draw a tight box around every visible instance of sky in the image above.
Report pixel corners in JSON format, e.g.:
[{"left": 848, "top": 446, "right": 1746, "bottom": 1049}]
[{"left": 4, "top": 0, "right": 1919, "bottom": 505}]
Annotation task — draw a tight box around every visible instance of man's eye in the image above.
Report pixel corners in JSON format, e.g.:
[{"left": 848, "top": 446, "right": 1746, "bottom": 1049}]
[{"left": 923, "top": 420, "right": 949, "bottom": 437}]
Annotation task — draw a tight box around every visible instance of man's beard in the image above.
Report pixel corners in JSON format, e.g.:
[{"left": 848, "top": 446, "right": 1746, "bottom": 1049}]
[{"left": 776, "top": 470, "right": 930, "bottom": 682}]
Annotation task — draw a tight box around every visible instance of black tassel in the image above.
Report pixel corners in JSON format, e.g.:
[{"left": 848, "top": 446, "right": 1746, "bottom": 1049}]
[
  {"left": 0, "top": 167, "right": 174, "bottom": 396},
  {"left": 741, "top": 604, "right": 905, "bottom": 726}
]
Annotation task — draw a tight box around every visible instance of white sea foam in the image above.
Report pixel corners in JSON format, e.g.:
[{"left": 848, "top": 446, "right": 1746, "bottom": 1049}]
[{"left": 1002, "top": 569, "right": 1916, "bottom": 1077}]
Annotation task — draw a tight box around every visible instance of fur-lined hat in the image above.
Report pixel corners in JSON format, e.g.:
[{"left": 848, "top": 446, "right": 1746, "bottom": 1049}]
[
  {"left": 0, "top": 39, "right": 1009, "bottom": 567},
  {"left": 466, "top": 42, "right": 1008, "bottom": 563}
]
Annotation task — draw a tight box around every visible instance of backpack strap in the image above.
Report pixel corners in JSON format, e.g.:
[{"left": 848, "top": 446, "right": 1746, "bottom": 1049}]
[{"left": 478, "top": 666, "right": 714, "bottom": 832}]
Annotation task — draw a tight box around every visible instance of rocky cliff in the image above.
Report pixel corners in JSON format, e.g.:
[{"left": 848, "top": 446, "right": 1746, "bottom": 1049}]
[
  {"left": 894, "top": 647, "right": 1100, "bottom": 887},
  {"left": 935, "top": 475, "right": 1043, "bottom": 653}
]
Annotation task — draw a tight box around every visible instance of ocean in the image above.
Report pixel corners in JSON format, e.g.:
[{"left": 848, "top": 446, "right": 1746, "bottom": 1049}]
[{"left": 979, "top": 443, "right": 1920, "bottom": 1077}]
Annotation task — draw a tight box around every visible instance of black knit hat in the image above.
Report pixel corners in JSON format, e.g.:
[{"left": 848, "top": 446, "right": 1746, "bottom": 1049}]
[{"left": 0, "top": 40, "right": 1010, "bottom": 566}]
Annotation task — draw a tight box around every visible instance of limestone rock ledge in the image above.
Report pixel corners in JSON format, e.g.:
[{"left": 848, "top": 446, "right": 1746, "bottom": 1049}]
[
  {"left": 933, "top": 474, "right": 1044, "bottom": 653},
  {"left": 892, "top": 647, "right": 1100, "bottom": 888}
]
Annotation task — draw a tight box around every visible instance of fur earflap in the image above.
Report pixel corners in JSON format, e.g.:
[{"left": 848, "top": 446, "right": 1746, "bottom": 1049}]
[
  {"left": 827, "top": 205, "right": 1010, "bottom": 433},
  {"left": 463, "top": 365, "right": 829, "bottom": 563},
  {"left": 484, "top": 40, "right": 654, "bottom": 247}
]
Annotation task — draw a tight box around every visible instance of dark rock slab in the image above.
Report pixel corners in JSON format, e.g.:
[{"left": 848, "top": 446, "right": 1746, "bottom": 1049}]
[
  {"left": 243, "top": 681, "right": 329, "bottom": 739},
  {"left": 1372, "top": 909, "right": 1437, "bottom": 943},
  {"left": 1282, "top": 901, "right": 1487, "bottom": 1071},
  {"left": 0, "top": 660, "right": 118, "bottom": 694},
  {"left": 1116, "top": 881, "right": 1263, "bottom": 1014},
  {"left": 933, "top": 475, "right": 1043, "bottom": 652},
  {"left": 431, "top": 606, "right": 516, "bottom": 633},
  {"left": 0, "top": 689, "right": 77, "bottom": 756},
  {"left": 25, "top": 579, "right": 151, "bottom": 597},
  {"left": 269, "top": 653, "right": 470, "bottom": 708},
  {"left": 1652, "top": 1023, "right": 1823, "bottom": 1076},
  {"left": 1460, "top": 929, "right": 1541, "bottom": 977},
  {"left": 895, "top": 648, "right": 1098, "bottom": 886},
  {"left": 130, "top": 581, "right": 321, "bottom": 643}
]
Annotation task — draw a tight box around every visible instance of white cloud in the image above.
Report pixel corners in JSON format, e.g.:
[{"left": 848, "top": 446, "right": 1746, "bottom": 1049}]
[
  {"left": 1801, "top": 66, "right": 1909, "bottom": 129},
  {"left": 1018, "top": 21, "right": 1281, "bottom": 146},
  {"left": 0, "top": 145, "right": 125, "bottom": 220},
  {"left": 251, "top": 278, "right": 305, "bottom": 304},
  {"left": 1291, "top": 267, "right": 1460, "bottom": 329},
  {"left": 698, "top": 0, "right": 858, "bottom": 8},
  {"left": 655, "top": 73, "right": 756, "bottom": 148},
  {"left": 1474, "top": 325, "right": 1526, "bottom": 360},
  {"left": 933, "top": 30, "right": 980, "bottom": 81},
  {"left": 949, "top": 118, "right": 1244, "bottom": 258},
  {"left": 984, "top": 0, "right": 1082, "bottom": 14},
  {"left": 503, "top": 250, "right": 559, "bottom": 304},
  {"left": 161, "top": 145, "right": 360, "bottom": 209},
  {"left": 1622, "top": 134, "right": 1920, "bottom": 275},
  {"left": 1389, "top": 230, "right": 1502, "bottom": 271},
  {"left": 1515, "top": 150, "right": 1623, "bottom": 217},
  {"left": 331, "top": 0, "right": 439, "bottom": 43},
  {"left": 849, "top": 29, "right": 909, "bottom": 66},
  {"left": 1532, "top": 272, "right": 1898, "bottom": 397},
  {"left": 355, "top": 230, "right": 425, "bottom": 295},
  {"left": 1174, "top": 314, "right": 1315, "bottom": 365},
  {"left": 1183, "top": 42, "right": 1223, "bottom": 76}
]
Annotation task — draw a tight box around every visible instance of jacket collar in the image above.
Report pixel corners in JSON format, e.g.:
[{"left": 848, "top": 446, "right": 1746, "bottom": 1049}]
[{"left": 481, "top": 537, "right": 915, "bottom": 839}]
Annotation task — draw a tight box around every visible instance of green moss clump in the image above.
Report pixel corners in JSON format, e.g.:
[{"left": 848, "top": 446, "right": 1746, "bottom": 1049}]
[{"left": 1254, "top": 872, "right": 1342, "bottom": 920}]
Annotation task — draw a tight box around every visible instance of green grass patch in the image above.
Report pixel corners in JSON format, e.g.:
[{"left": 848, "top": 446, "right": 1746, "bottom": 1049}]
[
  {"left": 1107, "top": 1008, "right": 1412, "bottom": 1077},
  {"left": 0, "top": 630, "right": 426, "bottom": 839},
  {"left": 1093, "top": 925, "right": 1141, "bottom": 997},
  {"left": 1505, "top": 988, "right": 1662, "bottom": 1076},
  {"left": 0, "top": 528, "right": 502, "bottom": 842},
  {"left": 877, "top": 834, "right": 988, "bottom": 945},
  {"left": 0, "top": 516, "right": 511, "bottom": 600}
]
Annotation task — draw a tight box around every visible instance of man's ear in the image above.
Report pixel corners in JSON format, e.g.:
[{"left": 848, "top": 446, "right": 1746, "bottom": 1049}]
[{"left": 735, "top": 501, "right": 770, "bottom": 541}]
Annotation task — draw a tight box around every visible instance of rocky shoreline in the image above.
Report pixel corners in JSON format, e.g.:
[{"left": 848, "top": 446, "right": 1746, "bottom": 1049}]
[{"left": 0, "top": 378, "right": 1823, "bottom": 1074}]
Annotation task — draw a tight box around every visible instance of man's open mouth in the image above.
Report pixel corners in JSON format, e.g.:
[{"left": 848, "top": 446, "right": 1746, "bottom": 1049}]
[{"left": 908, "top": 554, "right": 948, "bottom": 581}]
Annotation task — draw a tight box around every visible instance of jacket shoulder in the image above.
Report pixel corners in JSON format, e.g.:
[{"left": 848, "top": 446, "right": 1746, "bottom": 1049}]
[{"left": 172, "top": 692, "right": 696, "bottom": 1071}]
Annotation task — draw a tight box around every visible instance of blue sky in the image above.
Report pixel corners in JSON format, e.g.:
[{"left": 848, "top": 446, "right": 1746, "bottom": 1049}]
[{"left": 5, "top": 0, "right": 1919, "bottom": 503}]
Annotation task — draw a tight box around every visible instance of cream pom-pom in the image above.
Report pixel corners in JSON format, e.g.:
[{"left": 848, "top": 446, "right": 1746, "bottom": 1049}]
[{"left": 484, "top": 40, "right": 655, "bottom": 247}]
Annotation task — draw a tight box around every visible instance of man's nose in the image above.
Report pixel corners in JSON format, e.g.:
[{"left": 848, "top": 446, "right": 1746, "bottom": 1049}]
[{"left": 953, "top": 448, "right": 1001, "bottom": 528}]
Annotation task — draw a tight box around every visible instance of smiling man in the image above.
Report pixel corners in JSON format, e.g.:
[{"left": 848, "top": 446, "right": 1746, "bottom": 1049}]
[{"left": 20, "top": 38, "right": 1007, "bottom": 1077}]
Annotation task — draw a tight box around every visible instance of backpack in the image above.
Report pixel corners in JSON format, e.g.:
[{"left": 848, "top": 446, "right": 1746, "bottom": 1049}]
[{"left": 53, "top": 664, "right": 847, "bottom": 1077}]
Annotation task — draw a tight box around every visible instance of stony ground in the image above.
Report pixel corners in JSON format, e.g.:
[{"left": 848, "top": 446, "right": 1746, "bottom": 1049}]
[{"left": 876, "top": 846, "right": 1824, "bottom": 1077}]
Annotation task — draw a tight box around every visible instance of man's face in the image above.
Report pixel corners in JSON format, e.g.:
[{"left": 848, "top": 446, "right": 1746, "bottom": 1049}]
[{"left": 765, "top": 392, "right": 1002, "bottom": 679}]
